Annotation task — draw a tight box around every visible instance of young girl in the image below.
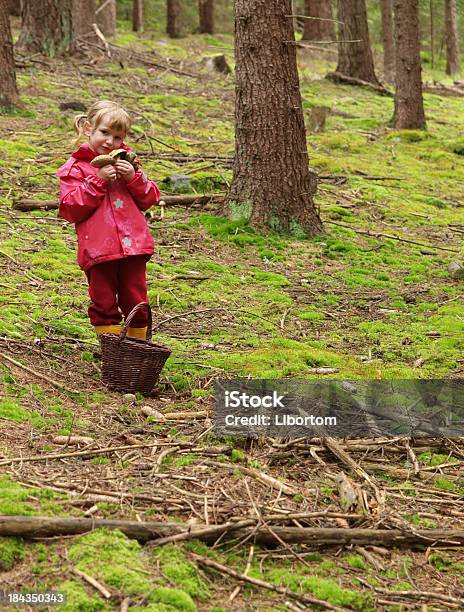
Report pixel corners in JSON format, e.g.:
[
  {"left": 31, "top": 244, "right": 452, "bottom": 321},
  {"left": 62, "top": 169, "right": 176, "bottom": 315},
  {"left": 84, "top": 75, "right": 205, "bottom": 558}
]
[{"left": 56, "top": 100, "right": 160, "bottom": 339}]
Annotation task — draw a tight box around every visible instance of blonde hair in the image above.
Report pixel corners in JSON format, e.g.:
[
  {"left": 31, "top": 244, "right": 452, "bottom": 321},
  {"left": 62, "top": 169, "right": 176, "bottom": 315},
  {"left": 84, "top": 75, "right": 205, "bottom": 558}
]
[{"left": 73, "top": 100, "right": 132, "bottom": 146}]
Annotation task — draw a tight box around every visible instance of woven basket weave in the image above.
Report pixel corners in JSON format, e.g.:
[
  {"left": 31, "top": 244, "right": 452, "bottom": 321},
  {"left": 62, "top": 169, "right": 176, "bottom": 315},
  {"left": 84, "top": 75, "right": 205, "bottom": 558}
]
[{"left": 101, "top": 302, "right": 171, "bottom": 393}]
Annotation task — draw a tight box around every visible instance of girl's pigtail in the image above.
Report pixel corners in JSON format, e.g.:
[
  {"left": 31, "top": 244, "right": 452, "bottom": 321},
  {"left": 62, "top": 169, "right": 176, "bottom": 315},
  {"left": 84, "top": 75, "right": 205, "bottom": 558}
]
[{"left": 72, "top": 114, "right": 87, "bottom": 147}]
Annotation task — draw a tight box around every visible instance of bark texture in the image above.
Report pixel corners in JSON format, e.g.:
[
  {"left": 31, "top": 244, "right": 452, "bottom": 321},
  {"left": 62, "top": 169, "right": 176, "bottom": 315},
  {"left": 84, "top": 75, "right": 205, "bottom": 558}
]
[
  {"left": 3, "top": 516, "right": 464, "bottom": 549},
  {"left": 302, "top": 0, "right": 335, "bottom": 41},
  {"left": 380, "top": 0, "right": 394, "bottom": 83},
  {"left": 0, "top": 0, "right": 18, "bottom": 108},
  {"left": 393, "top": 0, "right": 425, "bottom": 129},
  {"left": 132, "top": 0, "right": 143, "bottom": 32},
  {"left": 445, "top": 0, "right": 460, "bottom": 75},
  {"left": 198, "top": 0, "right": 214, "bottom": 34},
  {"left": 225, "top": 0, "right": 321, "bottom": 236},
  {"left": 18, "top": 0, "right": 73, "bottom": 56},
  {"left": 97, "top": 0, "right": 116, "bottom": 37},
  {"left": 72, "top": 0, "right": 97, "bottom": 47},
  {"left": 8, "top": 0, "right": 20, "bottom": 16},
  {"left": 335, "top": 0, "right": 379, "bottom": 85},
  {"left": 167, "top": 0, "right": 182, "bottom": 38}
]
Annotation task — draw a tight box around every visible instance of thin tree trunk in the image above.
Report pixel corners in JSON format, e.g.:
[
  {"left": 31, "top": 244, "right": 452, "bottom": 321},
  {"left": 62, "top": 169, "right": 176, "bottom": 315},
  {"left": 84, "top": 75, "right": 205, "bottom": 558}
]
[
  {"left": 445, "top": 0, "right": 460, "bottom": 75},
  {"left": 72, "top": 0, "right": 97, "bottom": 49},
  {"left": 430, "top": 0, "right": 435, "bottom": 69},
  {"left": 18, "top": 0, "right": 73, "bottom": 56},
  {"left": 302, "top": 0, "right": 335, "bottom": 41},
  {"left": 132, "top": 0, "right": 143, "bottom": 32},
  {"left": 335, "top": 0, "right": 379, "bottom": 85},
  {"left": 0, "top": 0, "right": 18, "bottom": 108},
  {"left": 97, "top": 0, "right": 116, "bottom": 37},
  {"left": 198, "top": 0, "right": 214, "bottom": 34},
  {"left": 380, "top": 0, "right": 394, "bottom": 83},
  {"left": 224, "top": 0, "right": 322, "bottom": 236},
  {"left": 393, "top": 0, "right": 425, "bottom": 129},
  {"left": 167, "top": 0, "right": 181, "bottom": 38}
]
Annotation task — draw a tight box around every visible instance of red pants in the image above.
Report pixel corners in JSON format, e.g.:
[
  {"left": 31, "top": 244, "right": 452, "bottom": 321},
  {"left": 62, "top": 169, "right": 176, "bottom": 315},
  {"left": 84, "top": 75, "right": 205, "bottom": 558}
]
[{"left": 85, "top": 256, "right": 149, "bottom": 327}]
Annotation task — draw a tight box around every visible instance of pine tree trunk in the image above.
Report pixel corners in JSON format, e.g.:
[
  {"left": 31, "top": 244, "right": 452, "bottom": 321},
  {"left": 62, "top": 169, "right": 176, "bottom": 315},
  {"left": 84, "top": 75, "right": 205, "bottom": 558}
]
[
  {"left": 224, "top": 0, "right": 322, "bottom": 236},
  {"left": 445, "top": 0, "right": 460, "bottom": 75},
  {"left": 199, "top": 0, "right": 214, "bottom": 34},
  {"left": 380, "top": 0, "right": 394, "bottom": 83},
  {"left": 97, "top": 0, "right": 116, "bottom": 37},
  {"left": 302, "top": 0, "right": 335, "bottom": 41},
  {"left": 167, "top": 0, "right": 181, "bottom": 38},
  {"left": 132, "top": 0, "right": 143, "bottom": 33},
  {"left": 8, "top": 0, "right": 20, "bottom": 16},
  {"left": 0, "top": 0, "right": 18, "bottom": 108},
  {"left": 18, "top": 0, "right": 73, "bottom": 57},
  {"left": 72, "top": 0, "right": 97, "bottom": 48},
  {"left": 335, "top": 0, "right": 379, "bottom": 85},
  {"left": 393, "top": 0, "right": 425, "bottom": 129}
]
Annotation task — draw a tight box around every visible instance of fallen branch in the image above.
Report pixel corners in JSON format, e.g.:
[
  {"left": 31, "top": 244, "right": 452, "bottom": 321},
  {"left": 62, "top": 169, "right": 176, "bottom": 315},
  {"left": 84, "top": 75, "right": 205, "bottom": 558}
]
[
  {"left": 190, "top": 552, "right": 343, "bottom": 611},
  {"left": 325, "top": 220, "right": 460, "bottom": 253},
  {"left": 0, "top": 441, "right": 190, "bottom": 467},
  {"left": 2, "top": 516, "right": 464, "bottom": 548},
  {"left": 202, "top": 459, "right": 297, "bottom": 495},
  {"left": 0, "top": 351, "right": 81, "bottom": 395},
  {"left": 73, "top": 568, "right": 111, "bottom": 599},
  {"left": 326, "top": 71, "right": 393, "bottom": 96},
  {"left": 13, "top": 194, "right": 224, "bottom": 212},
  {"left": 423, "top": 82, "right": 464, "bottom": 97}
]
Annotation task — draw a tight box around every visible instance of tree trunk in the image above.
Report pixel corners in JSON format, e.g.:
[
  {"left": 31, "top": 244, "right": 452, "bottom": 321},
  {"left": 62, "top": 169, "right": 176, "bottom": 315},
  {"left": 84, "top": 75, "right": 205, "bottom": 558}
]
[
  {"left": 335, "top": 0, "right": 379, "bottom": 85},
  {"left": 132, "top": 0, "right": 143, "bottom": 32},
  {"left": 18, "top": 0, "right": 73, "bottom": 56},
  {"left": 97, "top": 0, "right": 116, "bottom": 37},
  {"left": 167, "top": 0, "right": 181, "bottom": 38},
  {"left": 445, "top": 0, "right": 460, "bottom": 75},
  {"left": 380, "top": 0, "right": 394, "bottom": 83},
  {"left": 198, "top": 0, "right": 214, "bottom": 34},
  {"left": 8, "top": 0, "right": 20, "bottom": 16},
  {"left": 72, "top": 0, "right": 97, "bottom": 48},
  {"left": 224, "top": 0, "right": 322, "bottom": 236},
  {"left": 393, "top": 0, "right": 425, "bottom": 129},
  {"left": 430, "top": 0, "right": 435, "bottom": 69},
  {"left": 0, "top": 0, "right": 18, "bottom": 108},
  {"left": 302, "top": 0, "right": 335, "bottom": 41}
]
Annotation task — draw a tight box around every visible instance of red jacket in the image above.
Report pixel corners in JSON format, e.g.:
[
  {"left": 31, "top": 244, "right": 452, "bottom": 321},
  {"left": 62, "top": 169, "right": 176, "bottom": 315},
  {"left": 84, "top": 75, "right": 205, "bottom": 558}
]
[{"left": 56, "top": 143, "right": 159, "bottom": 272}]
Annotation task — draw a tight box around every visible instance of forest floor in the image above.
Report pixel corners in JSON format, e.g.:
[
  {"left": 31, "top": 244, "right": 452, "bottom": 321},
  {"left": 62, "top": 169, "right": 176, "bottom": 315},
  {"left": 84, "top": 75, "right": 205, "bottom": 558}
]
[{"left": 0, "top": 23, "right": 464, "bottom": 612}]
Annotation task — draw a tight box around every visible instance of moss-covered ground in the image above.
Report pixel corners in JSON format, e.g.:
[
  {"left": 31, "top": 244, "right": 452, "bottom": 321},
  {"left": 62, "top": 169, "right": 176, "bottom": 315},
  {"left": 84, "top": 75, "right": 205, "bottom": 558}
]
[{"left": 0, "top": 17, "right": 463, "bottom": 612}]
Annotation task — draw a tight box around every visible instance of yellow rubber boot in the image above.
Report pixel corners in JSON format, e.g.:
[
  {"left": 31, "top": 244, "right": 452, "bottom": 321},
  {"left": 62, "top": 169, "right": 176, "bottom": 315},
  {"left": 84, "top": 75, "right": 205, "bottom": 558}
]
[
  {"left": 126, "top": 326, "right": 148, "bottom": 340},
  {"left": 94, "top": 324, "right": 122, "bottom": 336}
]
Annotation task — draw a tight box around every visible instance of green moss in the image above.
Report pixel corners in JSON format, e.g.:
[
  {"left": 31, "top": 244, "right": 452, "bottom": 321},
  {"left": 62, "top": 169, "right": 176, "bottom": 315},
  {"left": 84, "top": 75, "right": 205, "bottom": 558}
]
[
  {"left": 406, "top": 514, "right": 437, "bottom": 529},
  {"left": 55, "top": 581, "right": 109, "bottom": 612},
  {"left": 0, "top": 398, "right": 45, "bottom": 427},
  {"left": 434, "top": 477, "right": 456, "bottom": 492},
  {"left": 0, "top": 537, "right": 25, "bottom": 570},
  {"left": 68, "top": 529, "right": 152, "bottom": 597},
  {"left": 149, "top": 545, "right": 210, "bottom": 600},
  {"left": 263, "top": 567, "right": 372, "bottom": 610},
  {"left": 0, "top": 476, "right": 36, "bottom": 515},
  {"left": 344, "top": 554, "right": 368, "bottom": 570}
]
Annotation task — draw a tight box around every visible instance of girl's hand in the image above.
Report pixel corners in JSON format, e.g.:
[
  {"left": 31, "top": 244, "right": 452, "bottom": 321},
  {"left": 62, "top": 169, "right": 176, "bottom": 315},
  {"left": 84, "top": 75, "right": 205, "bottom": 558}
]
[
  {"left": 97, "top": 165, "right": 117, "bottom": 182},
  {"left": 115, "top": 160, "right": 135, "bottom": 182}
]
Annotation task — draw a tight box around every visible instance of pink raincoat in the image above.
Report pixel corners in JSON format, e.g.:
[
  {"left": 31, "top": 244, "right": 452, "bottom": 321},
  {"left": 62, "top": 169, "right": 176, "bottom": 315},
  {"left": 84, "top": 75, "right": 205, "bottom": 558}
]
[{"left": 56, "top": 143, "right": 160, "bottom": 272}]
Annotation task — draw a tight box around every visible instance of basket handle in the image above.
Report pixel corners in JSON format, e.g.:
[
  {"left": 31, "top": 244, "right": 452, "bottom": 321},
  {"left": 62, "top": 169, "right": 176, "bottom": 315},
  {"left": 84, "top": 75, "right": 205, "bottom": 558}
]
[{"left": 119, "top": 302, "right": 153, "bottom": 342}]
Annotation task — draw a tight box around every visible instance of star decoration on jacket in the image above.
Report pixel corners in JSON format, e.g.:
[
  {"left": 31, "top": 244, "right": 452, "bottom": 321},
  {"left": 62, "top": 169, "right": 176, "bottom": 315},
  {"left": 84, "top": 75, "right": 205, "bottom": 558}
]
[
  {"left": 141, "top": 173, "right": 148, "bottom": 183},
  {"left": 122, "top": 237, "right": 132, "bottom": 247},
  {"left": 114, "top": 198, "right": 124, "bottom": 209}
]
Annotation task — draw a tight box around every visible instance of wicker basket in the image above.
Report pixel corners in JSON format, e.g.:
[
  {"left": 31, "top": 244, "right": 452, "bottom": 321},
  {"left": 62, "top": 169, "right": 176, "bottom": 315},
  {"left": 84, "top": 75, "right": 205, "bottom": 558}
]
[{"left": 100, "top": 302, "right": 171, "bottom": 394}]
